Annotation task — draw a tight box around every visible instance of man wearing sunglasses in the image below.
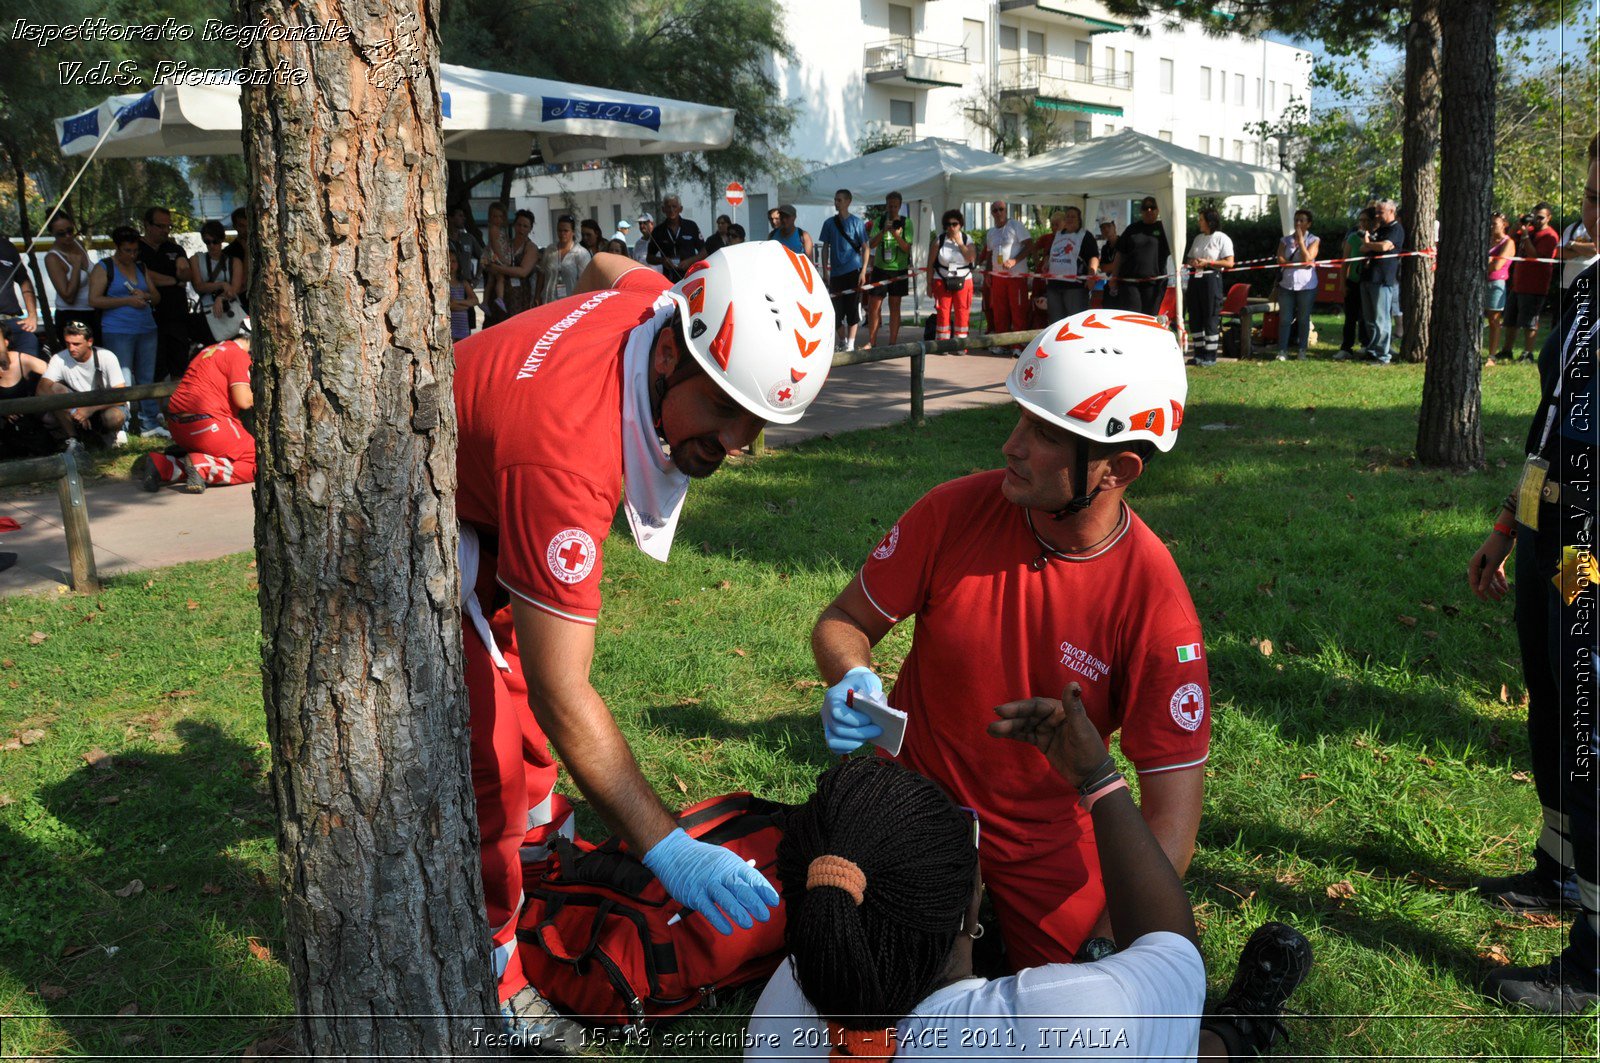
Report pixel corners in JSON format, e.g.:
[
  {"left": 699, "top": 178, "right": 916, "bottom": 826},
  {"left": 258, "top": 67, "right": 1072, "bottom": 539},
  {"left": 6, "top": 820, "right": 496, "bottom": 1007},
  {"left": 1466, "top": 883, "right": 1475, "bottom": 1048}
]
[
  {"left": 137, "top": 207, "right": 193, "bottom": 381},
  {"left": 1109, "top": 199, "right": 1172, "bottom": 317}
]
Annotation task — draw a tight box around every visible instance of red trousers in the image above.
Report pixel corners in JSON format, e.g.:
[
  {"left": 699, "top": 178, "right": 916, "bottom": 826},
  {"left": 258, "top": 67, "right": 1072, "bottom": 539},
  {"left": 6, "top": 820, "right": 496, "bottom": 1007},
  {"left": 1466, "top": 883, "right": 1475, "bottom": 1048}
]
[
  {"left": 985, "top": 273, "right": 1029, "bottom": 335},
  {"left": 150, "top": 414, "right": 257, "bottom": 485},
  {"left": 465, "top": 600, "right": 574, "bottom": 1002},
  {"left": 932, "top": 278, "right": 972, "bottom": 340},
  {"left": 986, "top": 831, "right": 1105, "bottom": 970}
]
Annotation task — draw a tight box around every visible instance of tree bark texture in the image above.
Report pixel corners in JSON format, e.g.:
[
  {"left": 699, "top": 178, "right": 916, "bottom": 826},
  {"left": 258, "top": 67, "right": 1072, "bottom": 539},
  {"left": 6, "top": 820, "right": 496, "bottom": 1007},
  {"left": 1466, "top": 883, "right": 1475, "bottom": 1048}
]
[
  {"left": 1417, "top": 0, "right": 1496, "bottom": 468},
  {"left": 1399, "top": 0, "right": 1441, "bottom": 364},
  {"left": 238, "top": 0, "right": 498, "bottom": 1054}
]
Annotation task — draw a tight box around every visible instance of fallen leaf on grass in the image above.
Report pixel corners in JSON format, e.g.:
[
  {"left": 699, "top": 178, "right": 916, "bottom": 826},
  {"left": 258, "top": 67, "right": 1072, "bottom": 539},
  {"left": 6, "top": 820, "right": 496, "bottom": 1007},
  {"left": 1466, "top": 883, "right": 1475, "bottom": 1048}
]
[
  {"left": 97, "top": 795, "right": 120, "bottom": 805},
  {"left": 1326, "top": 880, "right": 1356, "bottom": 901},
  {"left": 38, "top": 984, "right": 68, "bottom": 1001},
  {"left": 114, "top": 879, "right": 144, "bottom": 898},
  {"left": 61, "top": 943, "right": 91, "bottom": 957},
  {"left": 673, "top": 775, "right": 688, "bottom": 795},
  {"left": 1422, "top": 630, "right": 1439, "bottom": 640},
  {"left": 1297, "top": 772, "right": 1318, "bottom": 781},
  {"left": 18, "top": 729, "right": 46, "bottom": 746},
  {"left": 1257, "top": 639, "right": 1274, "bottom": 657},
  {"left": 1, "top": 658, "right": 12, "bottom": 668},
  {"left": 729, "top": 647, "right": 748, "bottom": 657},
  {"left": 716, "top": 580, "right": 732, "bottom": 591},
  {"left": 155, "top": 883, "right": 177, "bottom": 893},
  {"left": 201, "top": 882, "right": 223, "bottom": 896},
  {"left": 1396, "top": 614, "right": 1418, "bottom": 628},
  {"left": 83, "top": 748, "right": 114, "bottom": 770},
  {"left": 27, "top": 631, "right": 49, "bottom": 645},
  {"left": 117, "top": 1002, "right": 138, "bottom": 1017},
  {"left": 1500, "top": 684, "right": 1510, "bottom": 703},
  {"left": 163, "top": 690, "right": 197, "bottom": 700},
  {"left": 247, "top": 937, "right": 273, "bottom": 963},
  {"left": 1416, "top": 755, "right": 1437, "bottom": 768},
  {"left": 1511, "top": 770, "right": 1532, "bottom": 782},
  {"left": 1478, "top": 944, "right": 1511, "bottom": 966},
  {"left": 185, "top": 600, "right": 199, "bottom": 610},
  {"left": 791, "top": 679, "right": 825, "bottom": 691}
]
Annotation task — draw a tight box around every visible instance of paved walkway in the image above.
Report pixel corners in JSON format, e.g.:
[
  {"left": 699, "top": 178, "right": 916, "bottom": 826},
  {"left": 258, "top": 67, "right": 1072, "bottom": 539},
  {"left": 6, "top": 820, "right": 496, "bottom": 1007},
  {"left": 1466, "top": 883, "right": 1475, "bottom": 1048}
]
[{"left": 0, "top": 350, "right": 1016, "bottom": 597}]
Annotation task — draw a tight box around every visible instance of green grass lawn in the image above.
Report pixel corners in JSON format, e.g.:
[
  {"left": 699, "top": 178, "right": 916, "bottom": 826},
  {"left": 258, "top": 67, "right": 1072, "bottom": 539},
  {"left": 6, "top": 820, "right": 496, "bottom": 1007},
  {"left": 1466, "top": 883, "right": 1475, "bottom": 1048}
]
[{"left": 3, "top": 350, "right": 1595, "bottom": 1058}]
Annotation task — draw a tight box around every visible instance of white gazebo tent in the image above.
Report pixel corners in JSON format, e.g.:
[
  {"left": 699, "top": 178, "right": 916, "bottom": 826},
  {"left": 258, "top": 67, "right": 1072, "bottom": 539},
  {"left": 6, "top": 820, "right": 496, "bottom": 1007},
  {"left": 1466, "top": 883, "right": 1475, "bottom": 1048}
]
[
  {"left": 55, "top": 63, "right": 737, "bottom": 164},
  {"left": 947, "top": 129, "right": 1298, "bottom": 326}
]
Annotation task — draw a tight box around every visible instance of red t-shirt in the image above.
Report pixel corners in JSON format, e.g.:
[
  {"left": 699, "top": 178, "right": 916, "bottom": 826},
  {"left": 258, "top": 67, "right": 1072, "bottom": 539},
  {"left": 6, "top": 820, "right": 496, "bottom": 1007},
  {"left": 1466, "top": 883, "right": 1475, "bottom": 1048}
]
[
  {"left": 1511, "top": 226, "right": 1560, "bottom": 295},
  {"left": 857, "top": 471, "right": 1210, "bottom": 963},
  {"left": 168, "top": 340, "right": 250, "bottom": 418},
  {"left": 454, "top": 269, "right": 671, "bottom": 624}
]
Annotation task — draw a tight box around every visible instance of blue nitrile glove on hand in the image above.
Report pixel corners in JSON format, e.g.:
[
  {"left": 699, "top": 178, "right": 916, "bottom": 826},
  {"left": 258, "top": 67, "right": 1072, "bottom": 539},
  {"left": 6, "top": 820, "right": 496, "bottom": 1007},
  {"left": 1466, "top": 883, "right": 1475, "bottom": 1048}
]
[
  {"left": 642, "top": 828, "right": 779, "bottom": 935},
  {"left": 822, "top": 666, "right": 885, "bottom": 754}
]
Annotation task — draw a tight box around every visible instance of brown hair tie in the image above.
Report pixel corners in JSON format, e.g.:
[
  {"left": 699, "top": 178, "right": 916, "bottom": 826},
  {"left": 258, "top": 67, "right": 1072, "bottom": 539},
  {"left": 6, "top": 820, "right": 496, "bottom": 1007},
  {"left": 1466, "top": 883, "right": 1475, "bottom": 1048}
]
[{"left": 807, "top": 854, "right": 868, "bottom": 906}]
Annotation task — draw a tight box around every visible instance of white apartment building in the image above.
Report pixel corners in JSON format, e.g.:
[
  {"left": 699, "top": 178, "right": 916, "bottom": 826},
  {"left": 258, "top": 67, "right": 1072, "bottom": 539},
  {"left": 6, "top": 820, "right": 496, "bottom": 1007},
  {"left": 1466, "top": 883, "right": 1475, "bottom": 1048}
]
[{"left": 513, "top": 1, "right": 1312, "bottom": 237}]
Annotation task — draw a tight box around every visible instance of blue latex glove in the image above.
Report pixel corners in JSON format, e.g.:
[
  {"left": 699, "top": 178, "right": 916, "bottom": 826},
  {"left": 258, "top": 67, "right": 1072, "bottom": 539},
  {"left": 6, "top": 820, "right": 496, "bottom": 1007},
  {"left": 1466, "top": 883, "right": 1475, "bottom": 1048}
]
[
  {"left": 642, "top": 828, "right": 779, "bottom": 935},
  {"left": 822, "top": 666, "right": 884, "bottom": 754}
]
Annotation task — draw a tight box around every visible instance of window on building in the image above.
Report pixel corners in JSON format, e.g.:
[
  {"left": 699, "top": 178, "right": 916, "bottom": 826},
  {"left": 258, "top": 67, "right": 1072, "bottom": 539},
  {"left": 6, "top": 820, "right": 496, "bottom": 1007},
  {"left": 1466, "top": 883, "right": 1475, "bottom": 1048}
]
[
  {"left": 888, "top": 3, "right": 913, "bottom": 39},
  {"left": 999, "top": 24, "right": 1019, "bottom": 59},
  {"left": 1233, "top": 139, "right": 1244, "bottom": 161},
  {"left": 1028, "top": 31, "right": 1045, "bottom": 57},
  {"left": 1104, "top": 46, "right": 1115, "bottom": 74},
  {"left": 1268, "top": 80, "right": 1276, "bottom": 110},
  {"left": 890, "top": 99, "right": 915, "bottom": 128},
  {"left": 1198, "top": 134, "right": 1210, "bottom": 153},
  {"left": 1254, "top": 77, "right": 1261, "bottom": 107},
  {"left": 1160, "top": 58, "right": 1173, "bottom": 93},
  {"left": 1233, "top": 73, "right": 1244, "bottom": 105},
  {"left": 1216, "top": 135, "right": 1226, "bottom": 158},
  {"left": 1200, "top": 66, "right": 1212, "bottom": 100},
  {"left": 1073, "top": 38, "right": 1089, "bottom": 72},
  {"left": 1123, "top": 50, "right": 1133, "bottom": 79},
  {"left": 963, "top": 19, "right": 984, "bottom": 63},
  {"left": 1159, "top": 129, "right": 1173, "bottom": 142},
  {"left": 1074, "top": 119, "right": 1091, "bottom": 140}
]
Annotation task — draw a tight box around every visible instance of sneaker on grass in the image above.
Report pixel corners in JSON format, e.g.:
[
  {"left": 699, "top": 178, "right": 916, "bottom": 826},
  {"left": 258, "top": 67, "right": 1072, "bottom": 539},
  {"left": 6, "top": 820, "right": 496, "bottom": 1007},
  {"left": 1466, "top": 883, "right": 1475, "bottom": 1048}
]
[
  {"left": 1477, "top": 867, "right": 1580, "bottom": 913},
  {"left": 1333, "top": 349, "right": 1353, "bottom": 360},
  {"left": 1485, "top": 957, "right": 1600, "bottom": 1015},
  {"left": 140, "top": 424, "right": 172, "bottom": 440},
  {"left": 1200, "top": 921, "right": 1313, "bottom": 1058},
  {"left": 498, "top": 984, "right": 584, "bottom": 1056}
]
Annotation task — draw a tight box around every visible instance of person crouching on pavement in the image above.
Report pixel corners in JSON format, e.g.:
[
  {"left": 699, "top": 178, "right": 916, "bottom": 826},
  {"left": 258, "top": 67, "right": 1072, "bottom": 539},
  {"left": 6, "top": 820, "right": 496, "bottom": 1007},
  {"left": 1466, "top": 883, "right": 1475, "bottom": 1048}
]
[{"left": 132, "top": 331, "right": 255, "bottom": 493}]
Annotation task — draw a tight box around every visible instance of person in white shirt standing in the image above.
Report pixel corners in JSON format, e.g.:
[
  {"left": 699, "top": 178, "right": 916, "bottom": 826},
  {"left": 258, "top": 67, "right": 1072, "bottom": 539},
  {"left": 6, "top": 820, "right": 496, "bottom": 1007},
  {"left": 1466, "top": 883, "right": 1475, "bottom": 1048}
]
[
  {"left": 747, "top": 687, "right": 1313, "bottom": 1062},
  {"left": 1042, "top": 207, "right": 1100, "bottom": 322},
  {"left": 37, "top": 320, "right": 128, "bottom": 446},
  {"left": 984, "top": 202, "right": 1034, "bottom": 354},
  {"left": 632, "top": 214, "right": 660, "bottom": 272},
  {"left": 1184, "top": 208, "right": 1236, "bottom": 366}
]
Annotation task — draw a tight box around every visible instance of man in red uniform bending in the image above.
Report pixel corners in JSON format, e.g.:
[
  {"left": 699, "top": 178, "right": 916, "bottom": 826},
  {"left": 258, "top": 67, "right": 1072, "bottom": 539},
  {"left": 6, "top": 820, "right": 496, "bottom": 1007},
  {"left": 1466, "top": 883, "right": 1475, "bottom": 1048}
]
[
  {"left": 452, "top": 241, "right": 835, "bottom": 1045},
  {"left": 811, "top": 309, "right": 1207, "bottom": 971},
  {"left": 132, "top": 335, "right": 255, "bottom": 492}
]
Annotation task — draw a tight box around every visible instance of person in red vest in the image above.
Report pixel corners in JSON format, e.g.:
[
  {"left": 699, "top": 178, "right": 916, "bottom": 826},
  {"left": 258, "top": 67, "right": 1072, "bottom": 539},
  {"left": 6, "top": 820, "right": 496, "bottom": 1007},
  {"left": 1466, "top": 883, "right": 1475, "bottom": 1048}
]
[{"left": 132, "top": 332, "right": 255, "bottom": 492}]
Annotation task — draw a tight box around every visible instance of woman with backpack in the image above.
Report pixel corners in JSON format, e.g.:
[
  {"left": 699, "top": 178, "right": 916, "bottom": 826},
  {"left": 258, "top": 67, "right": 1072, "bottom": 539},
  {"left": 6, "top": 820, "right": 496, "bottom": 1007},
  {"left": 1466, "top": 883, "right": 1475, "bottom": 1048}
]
[{"left": 928, "top": 209, "right": 976, "bottom": 342}]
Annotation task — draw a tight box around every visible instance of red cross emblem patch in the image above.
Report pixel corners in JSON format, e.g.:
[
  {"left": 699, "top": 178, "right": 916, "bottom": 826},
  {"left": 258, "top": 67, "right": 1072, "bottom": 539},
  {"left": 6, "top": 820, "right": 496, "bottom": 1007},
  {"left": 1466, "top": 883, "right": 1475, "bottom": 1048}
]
[
  {"left": 1020, "top": 363, "right": 1037, "bottom": 389},
  {"left": 1169, "top": 682, "right": 1205, "bottom": 732},
  {"left": 546, "top": 528, "right": 597, "bottom": 585}
]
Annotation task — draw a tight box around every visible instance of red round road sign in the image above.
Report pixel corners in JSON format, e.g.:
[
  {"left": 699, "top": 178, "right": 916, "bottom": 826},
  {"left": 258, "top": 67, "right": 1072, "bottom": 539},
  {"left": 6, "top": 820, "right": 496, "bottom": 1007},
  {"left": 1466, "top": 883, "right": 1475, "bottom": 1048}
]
[{"left": 725, "top": 182, "right": 746, "bottom": 207}]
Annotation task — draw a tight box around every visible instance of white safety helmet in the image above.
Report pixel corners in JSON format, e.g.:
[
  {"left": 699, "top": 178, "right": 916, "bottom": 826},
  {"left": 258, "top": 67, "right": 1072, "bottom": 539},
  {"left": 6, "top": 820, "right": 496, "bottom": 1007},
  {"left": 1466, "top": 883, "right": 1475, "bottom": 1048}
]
[
  {"left": 1007, "top": 309, "right": 1187, "bottom": 453},
  {"left": 665, "top": 242, "right": 836, "bottom": 425}
]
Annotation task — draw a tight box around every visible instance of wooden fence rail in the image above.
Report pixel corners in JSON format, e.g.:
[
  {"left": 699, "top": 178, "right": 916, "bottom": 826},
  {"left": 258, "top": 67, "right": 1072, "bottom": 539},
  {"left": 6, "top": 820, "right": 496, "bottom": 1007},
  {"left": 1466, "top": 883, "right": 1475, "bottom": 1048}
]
[{"left": 0, "top": 441, "right": 99, "bottom": 592}]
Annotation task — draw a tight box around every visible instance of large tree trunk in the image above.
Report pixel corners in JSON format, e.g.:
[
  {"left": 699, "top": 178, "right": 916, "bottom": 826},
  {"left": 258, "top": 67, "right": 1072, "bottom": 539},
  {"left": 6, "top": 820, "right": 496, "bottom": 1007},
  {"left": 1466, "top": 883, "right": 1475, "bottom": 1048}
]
[
  {"left": 239, "top": 0, "right": 498, "bottom": 1054},
  {"left": 1399, "top": 0, "right": 1441, "bottom": 363},
  {"left": 1417, "top": 0, "right": 1496, "bottom": 468}
]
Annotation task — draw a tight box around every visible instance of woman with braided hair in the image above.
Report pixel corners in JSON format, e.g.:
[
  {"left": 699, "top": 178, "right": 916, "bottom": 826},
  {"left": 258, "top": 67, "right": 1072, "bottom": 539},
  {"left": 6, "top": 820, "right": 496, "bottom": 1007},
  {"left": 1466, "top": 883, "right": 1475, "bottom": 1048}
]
[{"left": 748, "top": 686, "right": 1314, "bottom": 1061}]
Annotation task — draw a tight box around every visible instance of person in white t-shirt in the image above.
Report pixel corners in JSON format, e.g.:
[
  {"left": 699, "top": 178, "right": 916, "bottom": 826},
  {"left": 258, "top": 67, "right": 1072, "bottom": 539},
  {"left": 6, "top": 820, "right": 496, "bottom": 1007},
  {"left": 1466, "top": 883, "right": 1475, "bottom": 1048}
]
[
  {"left": 747, "top": 685, "right": 1313, "bottom": 1062},
  {"left": 1041, "top": 207, "right": 1100, "bottom": 322},
  {"left": 1559, "top": 220, "right": 1597, "bottom": 291},
  {"left": 984, "top": 202, "right": 1034, "bottom": 352},
  {"left": 37, "top": 320, "right": 128, "bottom": 446},
  {"left": 1183, "top": 208, "right": 1236, "bottom": 367}
]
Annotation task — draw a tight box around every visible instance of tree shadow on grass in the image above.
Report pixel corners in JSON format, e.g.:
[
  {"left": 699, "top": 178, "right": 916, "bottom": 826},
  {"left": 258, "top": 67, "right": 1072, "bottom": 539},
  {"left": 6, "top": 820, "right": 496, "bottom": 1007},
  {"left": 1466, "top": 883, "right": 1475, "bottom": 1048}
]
[{"left": 0, "top": 719, "right": 284, "bottom": 1057}]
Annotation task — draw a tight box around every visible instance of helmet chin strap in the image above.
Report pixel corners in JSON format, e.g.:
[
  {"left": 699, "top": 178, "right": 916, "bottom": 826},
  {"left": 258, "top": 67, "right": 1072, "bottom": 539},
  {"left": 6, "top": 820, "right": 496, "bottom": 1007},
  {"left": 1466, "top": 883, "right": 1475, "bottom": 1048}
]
[{"left": 1051, "top": 442, "right": 1099, "bottom": 520}]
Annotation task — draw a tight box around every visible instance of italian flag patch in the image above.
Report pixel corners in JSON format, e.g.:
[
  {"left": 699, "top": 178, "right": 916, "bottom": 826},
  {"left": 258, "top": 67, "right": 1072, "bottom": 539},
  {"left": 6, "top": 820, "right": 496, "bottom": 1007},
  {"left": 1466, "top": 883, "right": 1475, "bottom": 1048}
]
[{"left": 1176, "top": 643, "right": 1202, "bottom": 663}]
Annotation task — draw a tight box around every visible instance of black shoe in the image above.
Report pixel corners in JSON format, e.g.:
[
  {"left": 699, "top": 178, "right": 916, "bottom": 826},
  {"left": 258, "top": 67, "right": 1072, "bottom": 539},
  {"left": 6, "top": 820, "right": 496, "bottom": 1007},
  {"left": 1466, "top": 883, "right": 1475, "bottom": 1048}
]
[
  {"left": 1201, "top": 922, "right": 1313, "bottom": 1058},
  {"left": 1478, "top": 868, "right": 1579, "bottom": 913},
  {"left": 179, "top": 455, "right": 206, "bottom": 494},
  {"left": 1485, "top": 957, "right": 1600, "bottom": 1014},
  {"left": 132, "top": 454, "right": 162, "bottom": 493},
  {"left": 498, "top": 985, "right": 585, "bottom": 1055}
]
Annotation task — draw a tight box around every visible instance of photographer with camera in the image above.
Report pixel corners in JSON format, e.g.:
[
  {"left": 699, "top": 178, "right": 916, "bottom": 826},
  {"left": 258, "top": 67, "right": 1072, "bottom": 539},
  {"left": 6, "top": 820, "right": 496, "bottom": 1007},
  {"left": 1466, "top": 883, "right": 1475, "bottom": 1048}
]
[
  {"left": 1498, "top": 204, "right": 1559, "bottom": 362},
  {"left": 864, "top": 191, "right": 914, "bottom": 348}
]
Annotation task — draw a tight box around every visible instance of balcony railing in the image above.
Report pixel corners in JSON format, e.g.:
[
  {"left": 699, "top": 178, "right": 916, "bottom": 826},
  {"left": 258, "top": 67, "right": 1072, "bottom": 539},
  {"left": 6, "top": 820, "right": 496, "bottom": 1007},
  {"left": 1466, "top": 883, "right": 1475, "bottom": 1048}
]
[
  {"left": 864, "top": 37, "right": 970, "bottom": 73},
  {"left": 999, "top": 57, "right": 1132, "bottom": 92}
]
